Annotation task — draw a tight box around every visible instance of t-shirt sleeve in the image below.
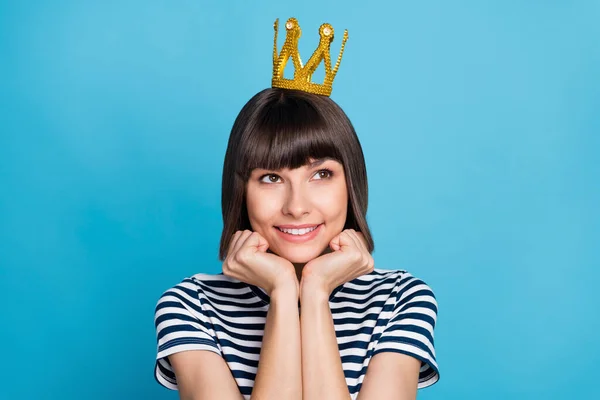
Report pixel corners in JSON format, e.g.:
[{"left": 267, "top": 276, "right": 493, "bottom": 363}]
[
  {"left": 372, "top": 273, "right": 439, "bottom": 388},
  {"left": 153, "top": 279, "right": 222, "bottom": 390}
]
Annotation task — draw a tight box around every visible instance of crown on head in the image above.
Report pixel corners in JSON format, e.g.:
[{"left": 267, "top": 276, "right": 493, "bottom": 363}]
[{"left": 271, "top": 17, "right": 348, "bottom": 97}]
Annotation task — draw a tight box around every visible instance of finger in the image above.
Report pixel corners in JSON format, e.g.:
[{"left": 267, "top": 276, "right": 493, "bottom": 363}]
[
  {"left": 351, "top": 230, "right": 375, "bottom": 268},
  {"left": 233, "top": 230, "right": 254, "bottom": 253},
  {"left": 330, "top": 233, "right": 341, "bottom": 251},
  {"left": 256, "top": 232, "right": 269, "bottom": 250},
  {"left": 355, "top": 231, "right": 369, "bottom": 252},
  {"left": 346, "top": 230, "right": 364, "bottom": 254},
  {"left": 256, "top": 238, "right": 269, "bottom": 252},
  {"left": 241, "top": 231, "right": 269, "bottom": 252},
  {"left": 228, "top": 231, "right": 243, "bottom": 257},
  {"left": 338, "top": 230, "right": 357, "bottom": 249},
  {"left": 348, "top": 230, "right": 368, "bottom": 253},
  {"left": 251, "top": 232, "right": 270, "bottom": 252}
]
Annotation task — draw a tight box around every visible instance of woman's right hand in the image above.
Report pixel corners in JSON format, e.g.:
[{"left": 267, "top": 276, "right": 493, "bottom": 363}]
[{"left": 222, "top": 230, "right": 299, "bottom": 297}]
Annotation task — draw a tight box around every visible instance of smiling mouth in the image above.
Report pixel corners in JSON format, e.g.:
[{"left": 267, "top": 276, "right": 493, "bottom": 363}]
[{"left": 275, "top": 224, "right": 322, "bottom": 236}]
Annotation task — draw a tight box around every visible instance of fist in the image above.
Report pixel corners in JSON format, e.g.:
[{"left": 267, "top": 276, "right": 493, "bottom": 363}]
[{"left": 223, "top": 230, "right": 299, "bottom": 297}]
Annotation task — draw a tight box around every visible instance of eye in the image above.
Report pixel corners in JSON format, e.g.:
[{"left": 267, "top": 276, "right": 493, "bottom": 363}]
[
  {"left": 313, "top": 169, "right": 334, "bottom": 180},
  {"left": 258, "top": 169, "right": 334, "bottom": 184},
  {"left": 259, "top": 173, "right": 282, "bottom": 184}
]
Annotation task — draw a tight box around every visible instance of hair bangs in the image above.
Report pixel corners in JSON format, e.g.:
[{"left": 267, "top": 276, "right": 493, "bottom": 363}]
[{"left": 237, "top": 96, "right": 342, "bottom": 180}]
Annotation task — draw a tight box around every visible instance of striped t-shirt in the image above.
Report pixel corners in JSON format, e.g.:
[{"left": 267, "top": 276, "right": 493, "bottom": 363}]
[{"left": 154, "top": 268, "right": 439, "bottom": 398}]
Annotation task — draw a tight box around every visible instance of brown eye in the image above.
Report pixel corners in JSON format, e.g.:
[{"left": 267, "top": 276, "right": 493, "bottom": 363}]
[
  {"left": 313, "top": 169, "right": 334, "bottom": 180},
  {"left": 260, "top": 174, "right": 281, "bottom": 183}
]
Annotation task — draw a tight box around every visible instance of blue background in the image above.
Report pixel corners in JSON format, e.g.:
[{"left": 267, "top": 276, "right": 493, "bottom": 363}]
[{"left": 1, "top": 1, "right": 598, "bottom": 399}]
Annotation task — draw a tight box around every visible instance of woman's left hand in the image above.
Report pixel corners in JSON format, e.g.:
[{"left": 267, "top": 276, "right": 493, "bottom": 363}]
[{"left": 300, "top": 229, "right": 374, "bottom": 298}]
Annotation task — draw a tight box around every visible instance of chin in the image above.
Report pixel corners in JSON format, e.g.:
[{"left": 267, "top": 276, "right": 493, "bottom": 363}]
[{"left": 277, "top": 245, "right": 326, "bottom": 264}]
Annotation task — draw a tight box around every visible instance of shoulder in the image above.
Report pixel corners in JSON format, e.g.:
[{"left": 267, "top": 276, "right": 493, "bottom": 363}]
[
  {"left": 364, "top": 268, "right": 437, "bottom": 309},
  {"left": 374, "top": 267, "right": 435, "bottom": 289},
  {"left": 157, "top": 272, "right": 245, "bottom": 298},
  {"left": 360, "top": 268, "right": 434, "bottom": 290},
  {"left": 155, "top": 272, "right": 252, "bottom": 314},
  {"left": 154, "top": 273, "right": 247, "bottom": 327}
]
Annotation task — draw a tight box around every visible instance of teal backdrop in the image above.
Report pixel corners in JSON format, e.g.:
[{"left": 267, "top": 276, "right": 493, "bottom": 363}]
[{"left": 1, "top": 1, "right": 598, "bottom": 399}]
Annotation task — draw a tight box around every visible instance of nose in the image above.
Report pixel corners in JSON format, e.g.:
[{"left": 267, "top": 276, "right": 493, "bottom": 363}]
[{"left": 282, "top": 185, "right": 310, "bottom": 218}]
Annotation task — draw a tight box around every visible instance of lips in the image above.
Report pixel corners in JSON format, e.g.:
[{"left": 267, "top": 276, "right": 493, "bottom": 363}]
[{"left": 274, "top": 223, "right": 323, "bottom": 243}]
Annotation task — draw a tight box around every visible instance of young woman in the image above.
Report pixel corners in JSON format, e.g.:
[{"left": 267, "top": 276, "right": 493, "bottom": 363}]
[{"left": 154, "top": 18, "right": 439, "bottom": 400}]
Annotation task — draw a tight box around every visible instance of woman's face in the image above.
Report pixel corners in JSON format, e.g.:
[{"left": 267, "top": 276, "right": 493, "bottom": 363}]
[{"left": 245, "top": 157, "right": 348, "bottom": 263}]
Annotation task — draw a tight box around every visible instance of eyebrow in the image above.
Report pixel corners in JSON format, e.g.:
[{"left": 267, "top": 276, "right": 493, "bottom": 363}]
[{"left": 308, "top": 157, "right": 334, "bottom": 168}]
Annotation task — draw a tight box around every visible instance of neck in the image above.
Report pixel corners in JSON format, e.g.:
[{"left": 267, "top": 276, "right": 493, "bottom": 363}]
[{"left": 292, "top": 263, "right": 305, "bottom": 283}]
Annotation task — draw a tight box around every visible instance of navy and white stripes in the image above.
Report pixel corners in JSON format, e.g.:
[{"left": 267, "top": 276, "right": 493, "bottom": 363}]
[{"left": 154, "top": 268, "right": 439, "bottom": 399}]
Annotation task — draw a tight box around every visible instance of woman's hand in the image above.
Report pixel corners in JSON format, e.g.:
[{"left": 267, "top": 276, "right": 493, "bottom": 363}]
[
  {"left": 223, "top": 230, "right": 299, "bottom": 297},
  {"left": 300, "top": 229, "right": 374, "bottom": 298}
]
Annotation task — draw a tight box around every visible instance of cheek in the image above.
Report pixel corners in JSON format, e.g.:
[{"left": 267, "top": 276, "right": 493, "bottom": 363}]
[
  {"left": 245, "top": 187, "right": 260, "bottom": 221},
  {"left": 320, "top": 184, "right": 348, "bottom": 221},
  {"left": 246, "top": 187, "right": 280, "bottom": 224}
]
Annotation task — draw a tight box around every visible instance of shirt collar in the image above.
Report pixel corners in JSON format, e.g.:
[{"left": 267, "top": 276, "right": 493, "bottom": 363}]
[{"left": 247, "top": 281, "right": 346, "bottom": 306}]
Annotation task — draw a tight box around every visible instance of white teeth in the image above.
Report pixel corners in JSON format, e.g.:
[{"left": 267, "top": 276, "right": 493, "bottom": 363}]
[{"left": 278, "top": 225, "right": 318, "bottom": 235}]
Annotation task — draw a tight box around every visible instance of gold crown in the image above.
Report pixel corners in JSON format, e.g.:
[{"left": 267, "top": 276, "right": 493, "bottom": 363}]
[{"left": 271, "top": 17, "right": 348, "bottom": 97}]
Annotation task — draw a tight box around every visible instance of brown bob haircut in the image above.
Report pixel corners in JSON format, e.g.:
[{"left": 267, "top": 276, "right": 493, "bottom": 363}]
[{"left": 218, "top": 87, "right": 373, "bottom": 260}]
